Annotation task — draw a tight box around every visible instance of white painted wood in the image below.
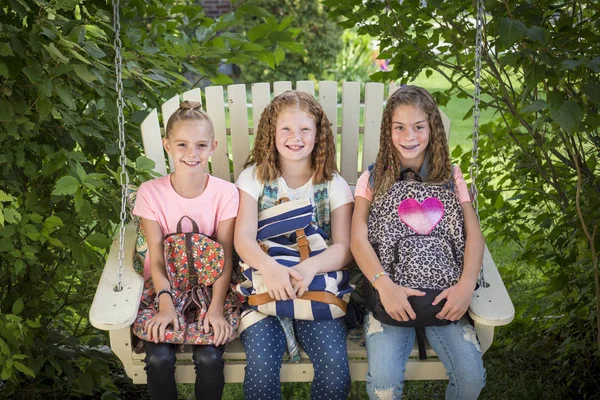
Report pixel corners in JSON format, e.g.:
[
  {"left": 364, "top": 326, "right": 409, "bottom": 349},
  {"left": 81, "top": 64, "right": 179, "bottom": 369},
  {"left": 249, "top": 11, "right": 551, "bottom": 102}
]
[
  {"left": 340, "top": 82, "right": 361, "bottom": 185},
  {"left": 469, "top": 245, "right": 515, "bottom": 326},
  {"left": 89, "top": 222, "right": 143, "bottom": 330},
  {"left": 161, "top": 94, "right": 180, "bottom": 173},
  {"left": 251, "top": 82, "right": 271, "bottom": 136},
  {"left": 140, "top": 109, "right": 168, "bottom": 176},
  {"left": 296, "top": 80, "right": 315, "bottom": 97},
  {"left": 181, "top": 88, "right": 202, "bottom": 105},
  {"left": 273, "top": 81, "right": 292, "bottom": 96},
  {"left": 109, "top": 328, "right": 135, "bottom": 379},
  {"left": 317, "top": 81, "right": 339, "bottom": 167},
  {"left": 227, "top": 84, "right": 250, "bottom": 181},
  {"left": 388, "top": 82, "right": 400, "bottom": 98},
  {"left": 205, "top": 86, "right": 230, "bottom": 181},
  {"left": 362, "top": 82, "right": 384, "bottom": 171}
]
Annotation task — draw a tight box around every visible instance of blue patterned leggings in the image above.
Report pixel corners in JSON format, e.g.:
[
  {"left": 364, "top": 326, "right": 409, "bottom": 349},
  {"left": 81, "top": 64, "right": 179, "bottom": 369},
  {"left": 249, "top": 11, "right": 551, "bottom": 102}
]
[{"left": 240, "top": 316, "right": 351, "bottom": 400}]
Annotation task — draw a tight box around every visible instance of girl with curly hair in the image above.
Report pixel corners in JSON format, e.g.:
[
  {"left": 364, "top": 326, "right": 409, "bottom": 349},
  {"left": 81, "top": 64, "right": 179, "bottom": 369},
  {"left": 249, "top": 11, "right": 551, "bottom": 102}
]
[
  {"left": 235, "top": 91, "right": 353, "bottom": 400},
  {"left": 351, "top": 86, "right": 486, "bottom": 399}
]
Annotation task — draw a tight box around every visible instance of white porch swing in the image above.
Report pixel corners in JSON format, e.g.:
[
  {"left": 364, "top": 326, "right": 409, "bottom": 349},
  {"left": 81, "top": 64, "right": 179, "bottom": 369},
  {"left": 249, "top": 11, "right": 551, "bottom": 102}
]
[{"left": 89, "top": 0, "right": 514, "bottom": 384}]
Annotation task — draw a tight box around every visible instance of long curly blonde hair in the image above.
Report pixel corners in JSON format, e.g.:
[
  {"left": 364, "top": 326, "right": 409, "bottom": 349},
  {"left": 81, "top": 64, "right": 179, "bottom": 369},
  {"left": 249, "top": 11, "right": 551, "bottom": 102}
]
[
  {"left": 244, "top": 91, "right": 337, "bottom": 184},
  {"left": 372, "top": 85, "right": 452, "bottom": 200}
]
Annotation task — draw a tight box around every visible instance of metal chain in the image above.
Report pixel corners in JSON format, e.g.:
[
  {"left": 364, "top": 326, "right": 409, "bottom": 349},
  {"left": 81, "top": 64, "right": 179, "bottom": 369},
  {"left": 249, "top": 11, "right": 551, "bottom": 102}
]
[
  {"left": 113, "top": 0, "right": 129, "bottom": 292},
  {"left": 470, "top": 0, "right": 487, "bottom": 286}
]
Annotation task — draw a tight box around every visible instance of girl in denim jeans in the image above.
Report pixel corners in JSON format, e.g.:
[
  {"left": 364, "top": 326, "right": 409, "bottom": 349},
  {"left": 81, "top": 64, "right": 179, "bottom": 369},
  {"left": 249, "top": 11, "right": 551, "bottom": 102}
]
[
  {"left": 235, "top": 91, "right": 354, "bottom": 400},
  {"left": 351, "top": 86, "right": 486, "bottom": 400}
]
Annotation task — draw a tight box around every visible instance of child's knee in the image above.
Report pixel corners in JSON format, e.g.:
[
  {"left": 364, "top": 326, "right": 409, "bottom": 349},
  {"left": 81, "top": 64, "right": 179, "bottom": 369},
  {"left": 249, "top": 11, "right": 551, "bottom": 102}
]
[
  {"left": 193, "top": 345, "right": 224, "bottom": 370},
  {"left": 144, "top": 344, "right": 177, "bottom": 372}
]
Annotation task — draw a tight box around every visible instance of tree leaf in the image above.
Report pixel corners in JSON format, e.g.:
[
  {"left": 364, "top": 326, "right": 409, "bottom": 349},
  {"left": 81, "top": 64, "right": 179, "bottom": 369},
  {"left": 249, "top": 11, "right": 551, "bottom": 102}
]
[
  {"left": 0, "top": 62, "right": 8, "bottom": 79},
  {"left": 0, "top": 43, "right": 14, "bottom": 56},
  {"left": 136, "top": 156, "right": 155, "bottom": 171},
  {"left": 13, "top": 361, "right": 35, "bottom": 377},
  {"left": 498, "top": 17, "right": 526, "bottom": 47},
  {"left": 195, "top": 26, "right": 212, "bottom": 42},
  {"left": 583, "top": 84, "right": 600, "bottom": 108},
  {"left": 73, "top": 64, "right": 96, "bottom": 82},
  {"left": 42, "top": 43, "right": 70, "bottom": 63},
  {"left": 561, "top": 59, "right": 584, "bottom": 70},
  {"left": 248, "top": 23, "right": 273, "bottom": 42},
  {"left": 43, "top": 216, "right": 64, "bottom": 231},
  {"left": 0, "top": 100, "right": 15, "bottom": 122},
  {"left": 210, "top": 73, "right": 234, "bottom": 85},
  {"left": 12, "top": 298, "right": 24, "bottom": 315},
  {"left": 237, "top": 3, "right": 272, "bottom": 18},
  {"left": 52, "top": 176, "right": 80, "bottom": 196},
  {"left": 0, "top": 190, "right": 15, "bottom": 202},
  {"left": 550, "top": 100, "right": 583, "bottom": 134},
  {"left": 14, "top": 259, "right": 25, "bottom": 275},
  {"left": 84, "top": 24, "right": 108, "bottom": 40},
  {"left": 522, "top": 99, "right": 548, "bottom": 113},
  {"left": 0, "top": 337, "right": 9, "bottom": 356},
  {"left": 86, "top": 233, "right": 112, "bottom": 248}
]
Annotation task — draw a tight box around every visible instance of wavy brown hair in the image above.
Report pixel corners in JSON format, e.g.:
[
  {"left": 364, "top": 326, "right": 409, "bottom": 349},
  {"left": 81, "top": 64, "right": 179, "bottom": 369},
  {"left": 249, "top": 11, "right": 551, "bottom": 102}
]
[
  {"left": 372, "top": 85, "right": 452, "bottom": 200},
  {"left": 165, "top": 101, "right": 214, "bottom": 139},
  {"left": 244, "top": 91, "right": 337, "bottom": 184}
]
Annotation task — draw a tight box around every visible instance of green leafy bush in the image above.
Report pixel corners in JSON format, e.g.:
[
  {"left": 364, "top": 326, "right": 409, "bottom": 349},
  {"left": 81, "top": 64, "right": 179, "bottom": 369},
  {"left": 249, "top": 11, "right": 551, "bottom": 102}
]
[
  {"left": 0, "top": 0, "right": 294, "bottom": 397},
  {"left": 238, "top": 0, "right": 343, "bottom": 83},
  {"left": 326, "top": 0, "right": 600, "bottom": 395}
]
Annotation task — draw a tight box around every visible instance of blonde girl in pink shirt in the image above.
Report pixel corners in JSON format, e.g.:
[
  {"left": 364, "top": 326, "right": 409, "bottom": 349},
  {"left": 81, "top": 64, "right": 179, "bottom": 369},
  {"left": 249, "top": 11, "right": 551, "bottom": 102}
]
[{"left": 132, "top": 101, "right": 239, "bottom": 400}]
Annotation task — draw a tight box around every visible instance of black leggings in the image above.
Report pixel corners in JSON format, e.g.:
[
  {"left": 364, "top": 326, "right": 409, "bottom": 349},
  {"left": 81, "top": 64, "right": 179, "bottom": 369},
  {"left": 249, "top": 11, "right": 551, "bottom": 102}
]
[{"left": 143, "top": 341, "right": 225, "bottom": 400}]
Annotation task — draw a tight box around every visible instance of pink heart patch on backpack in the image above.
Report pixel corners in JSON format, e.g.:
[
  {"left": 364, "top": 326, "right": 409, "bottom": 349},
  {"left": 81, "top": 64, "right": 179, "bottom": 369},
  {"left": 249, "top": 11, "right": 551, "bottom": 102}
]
[{"left": 397, "top": 197, "right": 444, "bottom": 235}]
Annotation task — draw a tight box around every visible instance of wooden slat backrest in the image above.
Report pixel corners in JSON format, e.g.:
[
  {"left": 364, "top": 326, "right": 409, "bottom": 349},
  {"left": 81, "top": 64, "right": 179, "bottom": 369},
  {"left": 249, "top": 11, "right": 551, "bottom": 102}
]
[
  {"left": 138, "top": 81, "right": 452, "bottom": 186},
  {"left": 362, "top": 83, "right": 384, "bottom": 172},
  {"left": 205, "top": 86, "right": 229, "bottom": 180},
  {"left": 340, "top": 82, "right": 361, "bottom": 184},
  {"left": 228, "top": 84, "right": 250, "bottom": 181}
]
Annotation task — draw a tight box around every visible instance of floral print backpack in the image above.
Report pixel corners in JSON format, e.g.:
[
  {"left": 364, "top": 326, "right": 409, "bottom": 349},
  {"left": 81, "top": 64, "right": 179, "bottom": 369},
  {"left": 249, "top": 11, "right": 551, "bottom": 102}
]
[{"left": 133, "top": 216, "right": 241, "bottom": 345}]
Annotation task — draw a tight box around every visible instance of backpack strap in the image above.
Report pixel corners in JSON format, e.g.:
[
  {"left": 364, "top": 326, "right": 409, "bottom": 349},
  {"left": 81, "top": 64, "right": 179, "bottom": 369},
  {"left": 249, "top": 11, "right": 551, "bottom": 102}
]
[
  {"left": 258, "top": 178, "right": 331, "bottom": 237},
  {"left": 367, "top": 162, "right": 457, "bottom": 195},
  {"left": 416, "top": 327, "right": 428, "bottom": 360}
]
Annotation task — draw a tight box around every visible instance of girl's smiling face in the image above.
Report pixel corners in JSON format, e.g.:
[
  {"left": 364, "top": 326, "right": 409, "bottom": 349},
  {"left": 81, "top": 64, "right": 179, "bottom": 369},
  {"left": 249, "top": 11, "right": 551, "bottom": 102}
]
[
  {"left": 390, "top": 104, "right": 430, "bottom": 171},
  {"left": 163, "top": 121, "right": 216, "bottom": 172},
  {"left": 275, "top": 108, "right": 316, "bottom": 166}
]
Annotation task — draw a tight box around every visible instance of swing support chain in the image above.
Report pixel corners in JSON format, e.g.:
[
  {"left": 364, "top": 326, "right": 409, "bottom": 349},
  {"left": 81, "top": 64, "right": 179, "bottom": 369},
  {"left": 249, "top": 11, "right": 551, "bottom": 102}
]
[
  {"left": 113, "top": 0, "right": 129, "bottom": 293},
  {"left": 470, "top": 0, "right": 487, "bottom": 287}
]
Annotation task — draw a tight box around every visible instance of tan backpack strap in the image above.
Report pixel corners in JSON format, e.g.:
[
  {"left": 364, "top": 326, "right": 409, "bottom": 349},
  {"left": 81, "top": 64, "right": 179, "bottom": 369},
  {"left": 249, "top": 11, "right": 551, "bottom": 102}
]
[
  {"left": 248, "top": 291, "right": 347, "bottom": 313},
  {"left": 295, "top": 228, "right": 310, "bottom": 261}
]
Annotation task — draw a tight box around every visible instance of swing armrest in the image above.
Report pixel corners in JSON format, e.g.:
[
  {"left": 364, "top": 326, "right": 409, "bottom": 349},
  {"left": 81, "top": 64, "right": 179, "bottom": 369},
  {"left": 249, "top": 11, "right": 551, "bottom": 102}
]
[
  {"left": 90, "top": 221, "right": 144, "bottom": 331},
  {"left": 468, "top": 244, "right": 515, "bottom": 327}
]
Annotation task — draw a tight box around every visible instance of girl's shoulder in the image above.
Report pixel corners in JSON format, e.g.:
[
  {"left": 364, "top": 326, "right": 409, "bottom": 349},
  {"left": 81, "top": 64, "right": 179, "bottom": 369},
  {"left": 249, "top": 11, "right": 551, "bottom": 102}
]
[
  {"left": 208, "top": 174, "right": 237, "bottom": 192},
  {"left": 137, "top": 174, "right": 171, "bottom": 195}
]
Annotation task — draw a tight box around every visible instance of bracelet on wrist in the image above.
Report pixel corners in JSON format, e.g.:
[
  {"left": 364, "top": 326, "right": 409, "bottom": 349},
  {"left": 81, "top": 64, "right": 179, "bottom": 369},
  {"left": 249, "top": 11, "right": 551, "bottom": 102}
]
[
  {"left": 156, "top": 289, "right": 173, "bottom": 302},
  {"left": 370, "top": 271, "right": 389, "bottom": 285}
]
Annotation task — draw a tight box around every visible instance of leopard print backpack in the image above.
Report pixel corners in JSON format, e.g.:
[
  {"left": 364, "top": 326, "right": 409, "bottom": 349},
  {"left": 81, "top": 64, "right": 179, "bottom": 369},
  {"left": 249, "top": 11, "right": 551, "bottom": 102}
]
[{"left": 367, "top": 168, "right": 465, "bottom": 291}]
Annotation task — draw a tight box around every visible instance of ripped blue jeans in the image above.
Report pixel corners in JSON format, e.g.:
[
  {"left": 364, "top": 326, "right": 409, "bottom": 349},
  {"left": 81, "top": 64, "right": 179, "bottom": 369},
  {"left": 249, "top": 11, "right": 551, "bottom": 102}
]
[{"left": 364, "top": 313, "right": 486, "bottom": 400}]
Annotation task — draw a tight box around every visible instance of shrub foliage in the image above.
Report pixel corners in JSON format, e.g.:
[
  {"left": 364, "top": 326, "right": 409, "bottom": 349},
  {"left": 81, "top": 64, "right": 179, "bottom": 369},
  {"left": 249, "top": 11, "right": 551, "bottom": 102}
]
[
  {"left": 325, "top": 0, "right": 600, "bottom": 395},
  {"left": 0, "top": 0, "right": 295, "bottom": 397}
]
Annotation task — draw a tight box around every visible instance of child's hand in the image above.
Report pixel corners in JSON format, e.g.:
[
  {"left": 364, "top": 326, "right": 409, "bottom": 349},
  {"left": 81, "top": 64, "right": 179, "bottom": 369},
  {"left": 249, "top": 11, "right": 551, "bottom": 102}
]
[
  {"left": 263, "top": 262, "right": 303, "bottom": 301},
  {"left": 290, "top": 261, "right": 317, "bottom": 297},
  {"left": 376, "top": 277, "right": 426, "bottom": 322},
  {"left": 145, "top": 303, "right": 179, "bottom": 343},
  {"left": 204, "top": 307, "right": 233, "bottom": 346},
  {"left": 433, "top": 280, "right": 477, "bottom": 321}
]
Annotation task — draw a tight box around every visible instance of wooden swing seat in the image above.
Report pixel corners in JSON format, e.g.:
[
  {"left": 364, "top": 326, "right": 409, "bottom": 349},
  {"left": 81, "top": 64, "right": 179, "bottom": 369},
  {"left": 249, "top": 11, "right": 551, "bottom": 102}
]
[{"left": 89, "top": 80, "right": 514, "bottom": 384}]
